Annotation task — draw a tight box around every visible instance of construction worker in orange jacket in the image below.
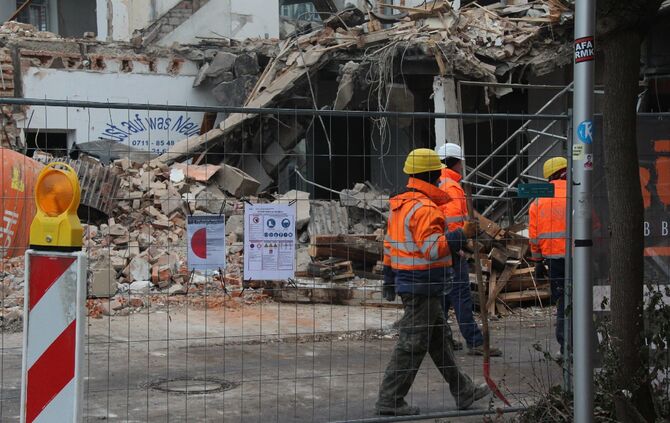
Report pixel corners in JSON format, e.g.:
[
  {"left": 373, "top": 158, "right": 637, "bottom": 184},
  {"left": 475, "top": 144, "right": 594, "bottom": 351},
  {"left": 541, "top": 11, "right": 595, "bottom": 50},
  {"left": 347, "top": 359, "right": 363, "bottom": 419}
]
[
  {"left": 436, "top": 143, "right": 502, "bottom": 357},
  {"left": 529, "top": 157, "right": 568, "bottom": 354},
  {"left": 377, "top": 148, "right": 489, "bottom": 416}
]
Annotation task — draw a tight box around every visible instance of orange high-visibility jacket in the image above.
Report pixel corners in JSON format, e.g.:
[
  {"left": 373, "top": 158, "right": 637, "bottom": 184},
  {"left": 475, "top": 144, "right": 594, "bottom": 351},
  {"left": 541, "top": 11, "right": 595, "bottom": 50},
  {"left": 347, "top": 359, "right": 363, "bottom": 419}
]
[
  {"left": 529, "top": 179, "right": 567, "bottom": 259},
  {"left": 438, "top": 168, "right": 468, "bottom": 232},
  {"left": 384, "top": 177, "right": 453, "bottom": 271}
]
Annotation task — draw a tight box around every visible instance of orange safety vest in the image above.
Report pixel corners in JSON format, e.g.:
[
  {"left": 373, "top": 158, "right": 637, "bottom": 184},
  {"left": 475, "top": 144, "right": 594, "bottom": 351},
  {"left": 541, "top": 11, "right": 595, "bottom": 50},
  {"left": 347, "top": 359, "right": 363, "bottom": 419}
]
[
  {"left": 529, "top": 179, "right": 567, "bottom": 259},
  {"left": 437, "top": 168, "right": 468, "bottom": 232},
  {"left": 384, "top": 177, "right": 453, "bottom": 271}
]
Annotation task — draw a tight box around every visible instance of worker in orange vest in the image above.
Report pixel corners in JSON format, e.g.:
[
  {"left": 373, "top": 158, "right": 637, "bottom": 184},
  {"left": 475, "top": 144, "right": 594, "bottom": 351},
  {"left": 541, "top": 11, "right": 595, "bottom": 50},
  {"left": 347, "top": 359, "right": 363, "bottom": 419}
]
[
  {"left": 436, "top": 143, "right": 502, "bottom": 357},
  {"left": 529, "top": 157, "right": 568, "bottom": 354},
  {"left": 377, "top": 148, "right": 489, "bottom": 416}
]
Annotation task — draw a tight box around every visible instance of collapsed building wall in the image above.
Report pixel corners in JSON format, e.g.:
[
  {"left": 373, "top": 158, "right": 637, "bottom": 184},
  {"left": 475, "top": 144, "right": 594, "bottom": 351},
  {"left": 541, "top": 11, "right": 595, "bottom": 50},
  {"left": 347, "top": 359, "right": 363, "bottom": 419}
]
[{"left": 156, "top": 0, "right": 574, "bottom": 197}]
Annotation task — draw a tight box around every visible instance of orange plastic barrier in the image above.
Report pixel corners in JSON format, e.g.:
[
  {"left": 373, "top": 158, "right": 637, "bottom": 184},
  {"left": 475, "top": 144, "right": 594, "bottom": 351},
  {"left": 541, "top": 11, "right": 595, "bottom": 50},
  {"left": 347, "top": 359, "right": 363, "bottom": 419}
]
[{"left": 1, "top": 148, "right": 44, "bottom": 259}]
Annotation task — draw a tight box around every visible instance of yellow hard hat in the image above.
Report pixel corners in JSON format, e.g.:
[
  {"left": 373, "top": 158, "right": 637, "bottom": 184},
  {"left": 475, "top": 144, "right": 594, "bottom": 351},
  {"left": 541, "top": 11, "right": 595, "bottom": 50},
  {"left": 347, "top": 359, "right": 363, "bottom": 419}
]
[
  {"left": 403, "top": 148, "right": 445, "bottom": 175},
  {"left": 543, "top": 157, "right": 568, "bottom": 179}
]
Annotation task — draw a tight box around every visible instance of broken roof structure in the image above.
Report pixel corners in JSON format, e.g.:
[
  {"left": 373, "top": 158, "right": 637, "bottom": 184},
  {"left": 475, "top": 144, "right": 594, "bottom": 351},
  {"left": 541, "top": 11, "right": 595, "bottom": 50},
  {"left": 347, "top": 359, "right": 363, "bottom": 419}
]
[{"left": 156, "top": 0, "right": 573, "bottom": 165}]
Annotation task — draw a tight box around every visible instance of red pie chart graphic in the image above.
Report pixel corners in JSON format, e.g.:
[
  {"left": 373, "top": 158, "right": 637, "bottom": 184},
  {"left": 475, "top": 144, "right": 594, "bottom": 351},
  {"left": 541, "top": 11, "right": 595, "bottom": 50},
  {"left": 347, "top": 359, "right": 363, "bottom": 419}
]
[{"left": 191, "top": 228, "right": 207, "bottom": 258}]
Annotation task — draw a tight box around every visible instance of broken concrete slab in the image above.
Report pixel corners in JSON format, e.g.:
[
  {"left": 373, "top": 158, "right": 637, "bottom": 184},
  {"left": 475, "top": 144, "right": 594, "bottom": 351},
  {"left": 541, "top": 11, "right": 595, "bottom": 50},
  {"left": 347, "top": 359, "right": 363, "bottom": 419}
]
[
  {"left": 212, "top": 75, "right": 258, "bottom": 106},
  {"left": 129, "top": 256, "right": 151, "bottom": 282},
  {"left": 195, "top": 184, "right": 227, "bottom": 214},
  {"left": 334, "top": 61, "right": 359, "bottom": 110},
  {"left": 233, "top": 53, "right": 259, "bottom": 77},
  {"left": 206, "top": 51, "right": 236, "bottom": 77},
  {"left": 308, "top": 201, "right": 348, "bottom": 238},
  {"left": 239, "top": 155, "right": 273, "bottom": 192},
  {"left": 215, "top": 163, "right": 260, "bottom": 197},
  {"left": 277, "top": 120, "right": 304, "bottom": 150},
  {"left": 274, "top": 190, "right": 310, "bottom": 230},
  {"left": 90, "top": 265, "right": 118, "bottom": 298},
  {"left": 193, "top": 62, "right": 209, "bottom": 87},
  {"left": 128, "top": 280, "right": 152, "bottom": 294},
  {"left": 262, "top": 141, "right": 287, "bottom": 174}
]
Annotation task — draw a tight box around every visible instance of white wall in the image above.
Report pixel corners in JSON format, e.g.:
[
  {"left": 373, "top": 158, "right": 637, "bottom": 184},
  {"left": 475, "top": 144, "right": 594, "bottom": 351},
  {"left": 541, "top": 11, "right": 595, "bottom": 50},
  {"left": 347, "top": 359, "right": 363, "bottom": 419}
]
[
  {"left": 159, "top": 0, "right": 279, "bottom": 46},
  {"left": 96, "top": 0, "right": 183, "bottom": 41},
  {"left": 19, "top": 67, "right": 220, "bottom": 155},
  {"left": 97, "top": 0, "right": 277, "bottom": 43}
]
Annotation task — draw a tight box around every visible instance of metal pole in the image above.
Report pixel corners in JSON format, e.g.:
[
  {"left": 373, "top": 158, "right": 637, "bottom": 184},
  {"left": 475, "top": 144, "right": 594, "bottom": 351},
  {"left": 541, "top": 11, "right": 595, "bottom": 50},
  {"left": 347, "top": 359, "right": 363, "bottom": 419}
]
[
  {"left": 564, "top": 109, "right": 573, "bottom": 392},
  {"left": 572, "top": 0, "right": 595, "bottom": 420}
]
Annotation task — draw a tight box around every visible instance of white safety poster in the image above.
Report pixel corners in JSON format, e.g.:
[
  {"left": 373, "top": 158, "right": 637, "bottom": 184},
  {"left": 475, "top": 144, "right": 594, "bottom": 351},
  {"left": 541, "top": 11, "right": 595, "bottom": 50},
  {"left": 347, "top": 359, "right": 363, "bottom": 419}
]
[
  {"left": 187, "top": 214, "right": 226, "bottom": 271},
  {"left": 243, "top": 203, "right": 295, "bottom": 280}
]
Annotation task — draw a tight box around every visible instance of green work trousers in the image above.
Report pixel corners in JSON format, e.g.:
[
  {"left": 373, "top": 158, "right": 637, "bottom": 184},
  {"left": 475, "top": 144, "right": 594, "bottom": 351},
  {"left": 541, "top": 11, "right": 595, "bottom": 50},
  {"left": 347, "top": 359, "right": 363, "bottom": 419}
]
[{"left": 377, "top": 293, "right": 476, "bottom": 409}]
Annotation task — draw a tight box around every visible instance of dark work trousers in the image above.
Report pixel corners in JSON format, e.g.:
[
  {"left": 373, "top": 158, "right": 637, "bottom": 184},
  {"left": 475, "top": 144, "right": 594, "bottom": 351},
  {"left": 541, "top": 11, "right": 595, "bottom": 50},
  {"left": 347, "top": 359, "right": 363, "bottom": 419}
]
[
  {"left": 377, "top": 294, "right": 476, "bottom": 409},
  {"left": 441, "top": 254, "right": 484, "bottom": 348},
  {"left": 547, "top": 258, "right": 566, "bottom": 351}
]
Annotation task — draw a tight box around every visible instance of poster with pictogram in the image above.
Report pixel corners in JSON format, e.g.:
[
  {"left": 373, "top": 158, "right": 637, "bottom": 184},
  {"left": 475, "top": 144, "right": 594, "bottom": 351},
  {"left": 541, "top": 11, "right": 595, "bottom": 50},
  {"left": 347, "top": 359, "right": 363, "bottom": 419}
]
[
  {"left": 243, "top": 203, "right": 295, "bottom": 281},
  {"left": 187, "top": 215, "right": 226, "bottom": 271}
]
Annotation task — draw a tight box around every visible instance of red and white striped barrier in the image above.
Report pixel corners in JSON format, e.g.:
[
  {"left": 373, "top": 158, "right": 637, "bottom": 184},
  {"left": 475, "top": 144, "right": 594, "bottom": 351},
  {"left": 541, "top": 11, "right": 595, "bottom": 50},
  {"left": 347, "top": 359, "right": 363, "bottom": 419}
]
[{"left": 20, "top": 250, "right": 86, "bottom": 423}]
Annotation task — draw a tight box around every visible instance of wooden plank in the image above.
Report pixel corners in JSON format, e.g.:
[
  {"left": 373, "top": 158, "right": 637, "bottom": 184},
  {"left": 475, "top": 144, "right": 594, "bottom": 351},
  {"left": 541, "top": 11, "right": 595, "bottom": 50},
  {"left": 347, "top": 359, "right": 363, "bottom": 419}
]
[
  {"left": 310, "top": 234, "right": 383, "bottom": 263},
  {"left": 475, "top": 211, "right": 502, "bottom": 239},
  {"left": 498, "top": 288, "right": 550, "bottom": 303},
  {"left": 512, "top": 266, "right": 535, "bottom": 276},
  {"left": 488, "top": 247, "right": 508, "bottom": 271},
  {"left": 487, "top": 271, "right": 498, "bottom": 316},
  {"left": 486, "top": 262, "right": 518, "bottom": 310}
]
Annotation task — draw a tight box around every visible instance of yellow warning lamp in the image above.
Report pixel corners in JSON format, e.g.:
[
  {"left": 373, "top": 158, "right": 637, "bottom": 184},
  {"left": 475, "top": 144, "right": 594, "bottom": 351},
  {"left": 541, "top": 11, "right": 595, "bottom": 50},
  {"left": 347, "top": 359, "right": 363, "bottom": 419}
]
[{"left": 30, "top": 162, "right": 83, "bottom": 250}]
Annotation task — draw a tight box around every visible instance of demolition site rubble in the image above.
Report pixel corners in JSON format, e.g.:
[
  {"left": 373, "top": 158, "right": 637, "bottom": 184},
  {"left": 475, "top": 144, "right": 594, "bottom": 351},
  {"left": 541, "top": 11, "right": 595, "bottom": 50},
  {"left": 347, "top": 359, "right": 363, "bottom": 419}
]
[{"left": 0, "top": 0, "right": 574, "bottom": 329}]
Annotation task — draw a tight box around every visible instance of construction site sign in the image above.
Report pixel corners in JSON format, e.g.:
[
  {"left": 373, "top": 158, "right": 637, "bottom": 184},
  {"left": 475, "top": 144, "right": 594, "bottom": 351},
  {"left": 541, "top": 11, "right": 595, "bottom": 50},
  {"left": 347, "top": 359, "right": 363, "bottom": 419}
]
[
  {"left": 243, "top": 203, "right": 295, "bottom": 281},
  {"left": 187, "top": 215, "right": 226, "bottom": 271}
]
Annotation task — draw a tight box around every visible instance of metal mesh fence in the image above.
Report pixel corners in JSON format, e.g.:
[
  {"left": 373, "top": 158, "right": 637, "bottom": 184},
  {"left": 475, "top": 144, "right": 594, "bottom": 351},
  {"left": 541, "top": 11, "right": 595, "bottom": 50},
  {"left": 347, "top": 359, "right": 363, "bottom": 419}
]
[{"left": 0, "top": 96, "right": 665, "bottom": 422}]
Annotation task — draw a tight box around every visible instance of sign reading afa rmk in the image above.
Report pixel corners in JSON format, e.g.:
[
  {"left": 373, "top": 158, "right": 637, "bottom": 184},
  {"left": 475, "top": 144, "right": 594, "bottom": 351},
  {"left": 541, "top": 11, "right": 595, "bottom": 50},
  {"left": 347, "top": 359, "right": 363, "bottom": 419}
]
[{"left": 574, "top": 36, "right": 594, "bottom": 63}]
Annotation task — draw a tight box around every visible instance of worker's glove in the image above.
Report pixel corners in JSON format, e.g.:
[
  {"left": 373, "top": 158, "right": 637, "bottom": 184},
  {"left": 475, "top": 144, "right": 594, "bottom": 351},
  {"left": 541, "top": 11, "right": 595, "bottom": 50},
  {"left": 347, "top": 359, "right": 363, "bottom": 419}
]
[
  {"left": 462, "top": 220, "right": 480, "bottom": 239},
  {"left": 383, "top": 284, "right": 396, "bottom": 302},
  {"left": 534, "top": 261, "right": 547, "bottom": 280},
  {"left": 382, "top": 265, "right": 396, "bottom": 302}
]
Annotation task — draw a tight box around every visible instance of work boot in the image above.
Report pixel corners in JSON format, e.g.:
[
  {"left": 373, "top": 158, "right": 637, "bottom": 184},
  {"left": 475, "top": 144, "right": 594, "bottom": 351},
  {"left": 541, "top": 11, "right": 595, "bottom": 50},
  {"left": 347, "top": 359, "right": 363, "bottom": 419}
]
[
  {"left": 375, "top": 401, "right": 421, "bottom": 416},
  {"left": 467, "top": 345, "right": 502, "bottom": 357},
  {"left": 456, "top": 383, "right": 490, "bottom": 410},
  {"left": 451, "top": 338, "right": 464, "bottom": 351}
]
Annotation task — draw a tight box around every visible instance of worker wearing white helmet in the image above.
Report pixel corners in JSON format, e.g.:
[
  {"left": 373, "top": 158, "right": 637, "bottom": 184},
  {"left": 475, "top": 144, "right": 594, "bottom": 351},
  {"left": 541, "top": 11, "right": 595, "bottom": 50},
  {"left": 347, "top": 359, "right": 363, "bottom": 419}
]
[{"left": 436, "top": 143, "right": 502, "bottom": 357}]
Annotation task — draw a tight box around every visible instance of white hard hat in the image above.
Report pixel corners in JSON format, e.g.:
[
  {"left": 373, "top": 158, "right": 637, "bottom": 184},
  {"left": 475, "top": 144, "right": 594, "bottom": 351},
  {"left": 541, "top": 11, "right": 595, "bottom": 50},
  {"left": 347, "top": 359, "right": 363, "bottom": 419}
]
[{"left": 436, "top": 143, "right": 464, "bottom": 161}]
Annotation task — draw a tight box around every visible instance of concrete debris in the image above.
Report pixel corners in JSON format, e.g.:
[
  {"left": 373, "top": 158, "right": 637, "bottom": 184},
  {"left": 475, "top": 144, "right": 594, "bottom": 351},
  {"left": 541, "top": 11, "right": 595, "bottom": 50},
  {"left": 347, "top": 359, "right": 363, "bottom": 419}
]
[
  {"left": 212, "top": 75, "right": 258, "bottom": 106},
  {"left": 206, "top": 52, "right": 237, "bottom": 77},
  {"left": 128, "top": 280, "right": 153, "bottom": 294},
  {"left": 233, "top": 53, "right": 260, "bottom": 77},
  {"left": 274, "top": 190, "right": 311, "bottom": 230},
  {"left": 334, "top": 61, "right": 360, "bottom": 110},
  {"left": 340, "top": 182, "right": 389, "bottom": 213},
  {"left": 215, "top": 164, "right": 260, "bottom": 197},
  {"left": 90, "top": 262, "right": 118, "bottom": 298},
  {"left": 308, "top": 201, "right": 348, "bottom": 238},
  {"left": 128, "top": 256, "right": 151, "bottom": 282}
]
